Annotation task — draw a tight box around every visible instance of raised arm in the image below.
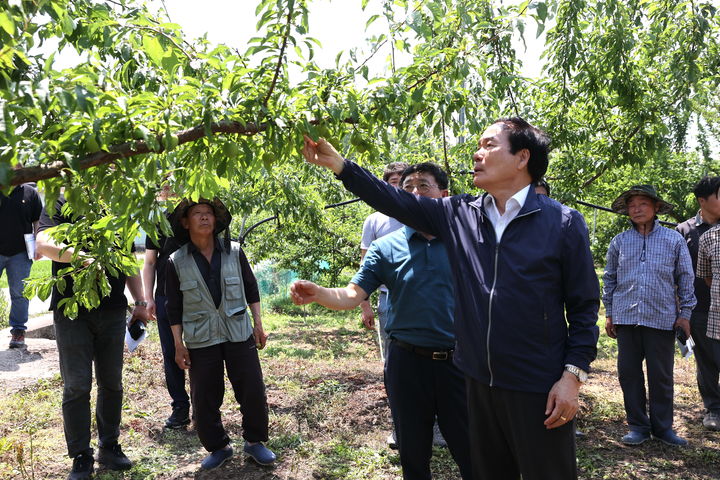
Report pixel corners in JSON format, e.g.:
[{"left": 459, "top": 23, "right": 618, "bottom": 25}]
[
  {"left": 290, "top": 280, "right": 369, "bottom": 311},
  {"left": 302, "top": 135, "right": 447, "bottom": 238}
]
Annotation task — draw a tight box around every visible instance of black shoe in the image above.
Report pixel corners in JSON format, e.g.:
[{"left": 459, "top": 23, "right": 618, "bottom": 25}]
[
  {"left": 9, "top": 329, "right": 25, "bottom": 349},
  {"left": 68, "top": 452, "right": 94, "bottom": 480},
  {"left": 165, "top": 406, "right": 191, "bottom": 429},
  {"left": 98, "top": 444, "right": 132, "bottom": 470}
]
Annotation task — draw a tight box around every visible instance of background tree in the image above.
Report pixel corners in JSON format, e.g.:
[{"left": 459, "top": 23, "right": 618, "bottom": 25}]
[{"left": 0, "top": 0, "right": 717, "bottom": 315}]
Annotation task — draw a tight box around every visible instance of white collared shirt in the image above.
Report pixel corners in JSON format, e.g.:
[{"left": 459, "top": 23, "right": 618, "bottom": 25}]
[{"left": 483, "top": 184, "right": 531, "bottom": 242}]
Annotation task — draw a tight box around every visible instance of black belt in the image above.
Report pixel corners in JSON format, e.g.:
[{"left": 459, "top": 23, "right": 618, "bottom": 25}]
[{"left": 393, "top": 339, "right": 454, "bottom": 361}]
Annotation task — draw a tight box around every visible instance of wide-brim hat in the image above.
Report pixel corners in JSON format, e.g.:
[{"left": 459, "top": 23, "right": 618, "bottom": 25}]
[
  {"left": 611, "top": 185, "right": 674, "bottom": 215},
  {"left": 170, "top": 197, "right": 232, "bottom": 243}
]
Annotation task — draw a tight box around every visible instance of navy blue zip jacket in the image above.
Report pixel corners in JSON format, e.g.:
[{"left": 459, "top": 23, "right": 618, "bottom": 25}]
[{"left": 337, "top": 160, "right": 599, "bottom": 394}]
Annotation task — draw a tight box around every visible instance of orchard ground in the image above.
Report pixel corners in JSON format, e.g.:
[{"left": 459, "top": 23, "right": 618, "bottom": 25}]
[{"left": 0, "top": 300, "right": 719, "bottom": 479}]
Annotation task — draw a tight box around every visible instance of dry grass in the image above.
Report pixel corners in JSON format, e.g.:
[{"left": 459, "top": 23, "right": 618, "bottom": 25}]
[
  {"left": 0, "top": 312, "right": 459, "bottom": 479},
  {"left": 1, "top": 310, "right": 719, "bottom": 479}
]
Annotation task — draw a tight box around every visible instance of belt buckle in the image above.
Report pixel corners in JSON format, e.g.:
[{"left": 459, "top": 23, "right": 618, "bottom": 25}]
[{"left": 432, "top": 351, "right": 448, "bottom": 361}]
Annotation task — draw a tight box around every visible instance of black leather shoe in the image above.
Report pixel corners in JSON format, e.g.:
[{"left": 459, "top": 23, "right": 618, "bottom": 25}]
[
  {"left": 165, "top": 406, "right": 191, "bottom": 429},
  {"left": 98, "top": 444, "right": 132, "bottom": 470},
  {"left": 67, "top": 452, "right": 94, "bottom": 480}
]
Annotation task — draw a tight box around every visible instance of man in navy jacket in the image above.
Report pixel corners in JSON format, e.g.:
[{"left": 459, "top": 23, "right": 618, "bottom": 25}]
[{"left": 301, "top": 117, "right": 599, "bottom": 480}]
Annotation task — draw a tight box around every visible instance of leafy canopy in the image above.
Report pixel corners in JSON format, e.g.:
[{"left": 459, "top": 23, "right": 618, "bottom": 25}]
[{"left": 0, "top": 0, "right": 717, "bottom": 314}]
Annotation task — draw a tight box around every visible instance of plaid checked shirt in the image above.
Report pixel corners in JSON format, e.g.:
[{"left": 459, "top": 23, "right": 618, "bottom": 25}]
[
  {"left": 697, "top": 225, "right": 720, "bottom": 339},
  {"left": 603, "top": 221, "right": 696, "bottom": 330}
]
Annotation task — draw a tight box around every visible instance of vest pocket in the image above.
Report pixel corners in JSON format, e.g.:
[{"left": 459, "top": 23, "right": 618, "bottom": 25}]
[
  {"left": 183, "top": 311, "right": 211, "bottom": 343},
  {"left": 227, "top": 306, "right": 247, "bottom": 317},
  {"left": 224, "top": 276, "right": 243, "bottom": 300},
  {"left": 180, "top": 280, "right": 202, "bottom": 304}
]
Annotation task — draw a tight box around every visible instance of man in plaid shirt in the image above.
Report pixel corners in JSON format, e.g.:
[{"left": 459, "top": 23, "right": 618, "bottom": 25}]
[
  {"left": 603, "top": 185, "right": 696, "bottom": 447},
  {"left": 695, "top": 218, "right": 720, "bottom": 418},
  {"left": 677, "top": 176, "right": 720, "bottom": 431}
]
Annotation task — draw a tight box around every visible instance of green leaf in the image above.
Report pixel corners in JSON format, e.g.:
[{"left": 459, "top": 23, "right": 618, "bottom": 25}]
[
  {"left": 0, "top": 11, "right": 15, "bottom": 36},
  {"left": 536, "top": 2, "right": 548, "bottom": 22},
  {"left": 142, "top": 35, "right": 165, "bottom": 66},
  {"left": 160, "top": 51, "right": 180, "bottom": 73},
  {"left": 75, "top": 85, "right": 88, "bottom": 112},
  {"left": 60, "top": 14, "right": 76, "bottom": 35},
  {"left": 366, "top": 14, "right": 380, "bottom": 28}
]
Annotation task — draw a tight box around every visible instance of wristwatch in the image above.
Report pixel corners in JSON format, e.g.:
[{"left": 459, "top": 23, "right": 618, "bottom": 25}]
[
  {"left": 134, "top": 301, "right": 148, "bottom": 307},
  {"left": 564, "top": 364, "right": 588, "bottom": 383}
]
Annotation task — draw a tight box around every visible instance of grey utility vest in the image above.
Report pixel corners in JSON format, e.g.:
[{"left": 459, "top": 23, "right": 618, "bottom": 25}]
[{"left": 171, "top": 241, "right": 252, "bottom": 349}]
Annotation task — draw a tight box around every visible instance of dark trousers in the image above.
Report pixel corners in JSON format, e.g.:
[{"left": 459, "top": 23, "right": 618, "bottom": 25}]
[
  {"left": 54, "top": 308, "right": 126, "bottom": 457},
  {"left": 384, "top": 340, "right": 472, "bottom": 480},
  {"left": 156, "top": 295, "right": 189, "bottom": 410},
  {"left": 465, "top": 378, "right": 577, "bottom": 480},
  {"left": 691, "top": 311, "right": 720, "bottom": 413},
  {"left": 188, "top": 337, "right": 269, "bottom": 452},
  {"left": 616, "top": 325, "right": 675, "bottom": 435}
]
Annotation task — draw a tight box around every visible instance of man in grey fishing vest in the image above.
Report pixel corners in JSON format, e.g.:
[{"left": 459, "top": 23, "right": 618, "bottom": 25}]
[{"left": 165, "top": 197, "right": 275, "bottom": 470}]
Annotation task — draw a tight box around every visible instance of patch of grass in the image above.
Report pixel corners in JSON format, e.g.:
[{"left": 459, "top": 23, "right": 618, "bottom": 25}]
[
  {"left": 314, "top": 440, "right": 397, "bottom": 480},
  {"left": 2, "top": 308, "right": 720, "bottom": 479},
  {"left": 0, "top": 260, "right": 51, "bottom": 290},
  {"left": 0, "top": 259, "right": 51, "bottom": 329}
]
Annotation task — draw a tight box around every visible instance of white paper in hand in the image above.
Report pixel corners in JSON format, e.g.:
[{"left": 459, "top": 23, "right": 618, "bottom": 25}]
[
  {"left": 125, "top": 325, "right": 147, "bottom": 353},
  {"left": 677, "top": 335, "right": 695, "bottom": 359}
]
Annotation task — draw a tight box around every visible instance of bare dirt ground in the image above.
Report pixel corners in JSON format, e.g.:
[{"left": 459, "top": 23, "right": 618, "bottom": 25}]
[
  {"left": 1, "top": 314, "right": 720, "bottom": 479},
  {"left": 0, "top": 315, "right": 59, "bottom": 394}
]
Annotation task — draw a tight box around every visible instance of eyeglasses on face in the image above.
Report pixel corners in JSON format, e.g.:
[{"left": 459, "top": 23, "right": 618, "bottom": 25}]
[{"left": 401, "top": 182, "right": 437, "bottom": 193}]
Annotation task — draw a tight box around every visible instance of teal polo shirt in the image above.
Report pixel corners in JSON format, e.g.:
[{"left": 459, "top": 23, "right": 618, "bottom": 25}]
[{"left": 351, "top": 226, "right": 455, "bottom": 349}]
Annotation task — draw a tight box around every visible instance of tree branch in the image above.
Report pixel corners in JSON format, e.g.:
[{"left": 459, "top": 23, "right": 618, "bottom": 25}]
[
  {"left": 132, "top": 25, "right": 195, "bottom": 61},
  {"left": 8, "top": 114, "right": 366, "bottom": 186},
  {"left": 9, "top": 120, "right": 264, "bottom": 186},
  {"left": 354, "top": 38, "right": 387, "bottom": 73},
  {"left": 580, "top": 122, "right": 643, "bottom": 188},
  {"left": 263, "top": 1, "right": 295, "bottom": 108},
  {"left": 581, "top": 162, "right": 609, "bottom": 188},
  {"left": 441, "top": 114, "right": 452, "bottom": 188}
]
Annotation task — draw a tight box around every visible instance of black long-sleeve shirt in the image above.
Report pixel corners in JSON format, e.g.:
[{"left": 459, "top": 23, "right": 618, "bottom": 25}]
[{"left": 165, "top": 239, "right": 260, "bottom": 326}]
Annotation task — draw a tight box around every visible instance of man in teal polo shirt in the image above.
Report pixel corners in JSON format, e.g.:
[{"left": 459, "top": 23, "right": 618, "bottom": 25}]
[{"left": 291, "top": 163, "right": 471, "bottom": 480}]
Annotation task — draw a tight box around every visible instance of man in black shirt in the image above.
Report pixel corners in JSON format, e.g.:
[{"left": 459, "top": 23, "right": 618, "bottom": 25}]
[
  {"left": 142, "top": 212, "right": 188, "bottom": 429},
  {"left": 37, "top": 195, "right": 146, "bottom": 480},
  {"left": 0, "top": 183, "right": 43, "bottom": 348},
  {"left": 166, "top": 197, "right": 275, "bottom": 470},
  {"left": 676, "top": 176, "right": 720, "bottom": 431}
]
